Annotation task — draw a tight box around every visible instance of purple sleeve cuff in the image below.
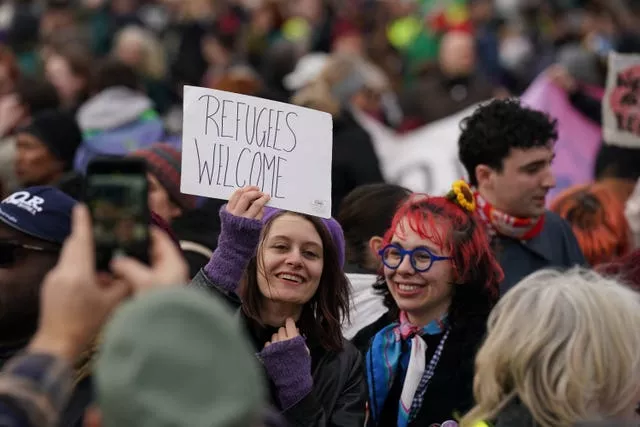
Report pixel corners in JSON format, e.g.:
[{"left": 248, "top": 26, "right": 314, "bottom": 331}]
[
  {"left": 258, "top": 336, "right": 313, "bottom": 410},
  {"left": 203, "top": 207, "right": 262, "bottom": 294}
]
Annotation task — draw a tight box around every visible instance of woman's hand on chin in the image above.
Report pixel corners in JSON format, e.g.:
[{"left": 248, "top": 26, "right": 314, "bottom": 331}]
[
  {"left": 259, "top": 318, "right": 313, "bottom": 410},
  {"left": 265, "top": 317, "right": 310, "bottom": 355}
]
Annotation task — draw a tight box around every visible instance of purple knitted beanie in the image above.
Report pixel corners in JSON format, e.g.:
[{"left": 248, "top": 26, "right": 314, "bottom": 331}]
[{"left": 262, "top": 207, "right": 345, "bottom": 268}]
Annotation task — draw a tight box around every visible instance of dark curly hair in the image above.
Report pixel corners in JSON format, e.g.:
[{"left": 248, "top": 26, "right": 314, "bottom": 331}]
[
  {"left": 373, "top": 194, "right": 503, "bottom": 327},
  {"left": 458, "top": 98, "right": 558, "bottom": 186}
]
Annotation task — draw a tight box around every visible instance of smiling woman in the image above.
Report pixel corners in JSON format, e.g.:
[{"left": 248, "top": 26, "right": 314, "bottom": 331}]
[
  {"left": 364, "top": 182, "right": 504, "bottom": 427},
  {"left": 241, "top": 210, "right": 349, "bottom": 351},
  {"left": 190, "top": 186, "right": 367, "bottom": 426}
]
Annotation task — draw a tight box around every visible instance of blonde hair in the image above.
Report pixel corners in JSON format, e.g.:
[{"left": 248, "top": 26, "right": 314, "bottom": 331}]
[
  {"left": 461, "top": 267, "right": 640, "bottom": 427},
  {"left": 114, "top": 25, "right": 167, "bottom": 80},
  {"left": 291, "top": 80, "right": 341, "bottom": 117}
]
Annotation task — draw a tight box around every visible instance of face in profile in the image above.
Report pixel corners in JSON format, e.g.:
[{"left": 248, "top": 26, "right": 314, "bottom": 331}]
[
  {"left": 147, "top": 173, "right": 181, "bottom": 223},
  {"left": 256, "top": 213, "right": 324, "bottom": 306},
  {"left": 14, "top": 132, "right": 64, "bottom": 187},
  {"left": 383, "top": 217, "right": 455, "bottom": 324},
  {"left": 489, "top": 145, "right": 556, "bottom": 218}
]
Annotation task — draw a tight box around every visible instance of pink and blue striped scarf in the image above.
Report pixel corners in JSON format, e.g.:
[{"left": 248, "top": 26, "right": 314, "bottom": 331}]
[{"left": 366, "top": 311, "right": 449, "bottom": 426}]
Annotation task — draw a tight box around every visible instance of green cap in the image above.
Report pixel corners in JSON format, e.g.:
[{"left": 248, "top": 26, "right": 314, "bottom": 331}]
[{"left": 96, "top": 287, "right": 265, "bottom": 427}]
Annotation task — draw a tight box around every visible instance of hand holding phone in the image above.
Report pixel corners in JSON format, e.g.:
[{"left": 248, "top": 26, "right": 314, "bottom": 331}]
[{"left": 110, "top": 226, "right": 189, "bottom": 293}]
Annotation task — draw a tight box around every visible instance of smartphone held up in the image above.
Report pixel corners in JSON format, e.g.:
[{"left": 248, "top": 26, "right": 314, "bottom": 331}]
[{"left": 84, "top": 158, "right": 151, "bottom": 271}]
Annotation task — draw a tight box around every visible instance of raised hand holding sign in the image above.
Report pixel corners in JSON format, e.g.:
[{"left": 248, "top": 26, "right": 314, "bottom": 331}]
[
  {"left": 604, "top": 52, "right": 640, "bottom": 148},
  {"left": 225, "top": 186, "right": 270, "bottom": 220}
]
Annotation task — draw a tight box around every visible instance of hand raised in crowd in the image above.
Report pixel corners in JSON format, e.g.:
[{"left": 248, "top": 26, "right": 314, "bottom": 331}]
[
  {"left": 0, "top": 94, "right": 26, "bottom": 137},
  {"left": 226, "top": 186, "right": 271, "bottom": 220},
  {"left": 29, "top": 205, "right": 131, "bottom": 362},
  {"left": 547, "top": 64, "right": 577, "bottom": 93},
  {"left": 110, "top": 226, "right": 189, "bottom": 294}
]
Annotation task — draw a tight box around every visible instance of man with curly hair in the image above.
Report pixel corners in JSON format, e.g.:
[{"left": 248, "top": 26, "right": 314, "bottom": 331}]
[{"left": 458, "top": 98, "right": 586, "bottom": 294}]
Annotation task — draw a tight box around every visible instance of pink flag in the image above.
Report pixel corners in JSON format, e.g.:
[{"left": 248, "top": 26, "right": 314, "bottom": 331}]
[{"left": 521, "top": 75, "right": 603, "bottom": 204}]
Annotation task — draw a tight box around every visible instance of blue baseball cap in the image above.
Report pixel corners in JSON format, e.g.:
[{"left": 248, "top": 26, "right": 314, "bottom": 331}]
[{"left": 0, "top": 186, "right": 77, "bottom": 244}]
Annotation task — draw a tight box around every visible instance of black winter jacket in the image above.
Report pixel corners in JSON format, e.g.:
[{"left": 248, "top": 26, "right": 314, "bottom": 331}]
[
  {"left": 331, "top": 109, "right": 384, "bottom": 216},
  {"left": 191, "top": 270, "right": 367, "bottom": 427},
  {"left": 351, "top": 310, "right": 487, "bottom": 426}
]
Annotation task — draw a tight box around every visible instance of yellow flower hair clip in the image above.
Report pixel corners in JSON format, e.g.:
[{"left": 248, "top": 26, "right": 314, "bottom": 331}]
[{"left": 446, "top": 180, "right": 476, "bottom": 213}]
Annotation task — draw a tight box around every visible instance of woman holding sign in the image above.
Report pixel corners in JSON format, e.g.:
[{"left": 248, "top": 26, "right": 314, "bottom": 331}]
[
  {"left": 191, "top": 186, "right": 366, "bottom": 426},
  {"left": 364, "top": 181, "right": 503, "bottom": 427}
]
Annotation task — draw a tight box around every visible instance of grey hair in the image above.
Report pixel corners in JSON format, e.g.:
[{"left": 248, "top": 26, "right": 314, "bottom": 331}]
[{"left": 462, "top": 267, "right": 640, "bottom": 427}]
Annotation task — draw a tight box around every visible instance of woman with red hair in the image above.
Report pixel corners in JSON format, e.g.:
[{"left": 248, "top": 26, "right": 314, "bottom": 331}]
[
  {"left": 550, "top": 183, "right": 630, "bottom": 266},
  {"left": 365, "top": 180, "right": 504, "bottom": 427}
]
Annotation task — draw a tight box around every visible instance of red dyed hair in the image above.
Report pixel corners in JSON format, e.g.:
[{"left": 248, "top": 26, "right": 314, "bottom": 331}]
[
  {"left": 550, "top": 183, "right": 630, "bottom": 266},
  {"left": 375, "top": 194, "right": 504, "bottom": 325}
]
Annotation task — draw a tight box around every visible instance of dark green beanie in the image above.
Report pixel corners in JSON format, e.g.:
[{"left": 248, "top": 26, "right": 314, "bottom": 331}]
[{"left": 96, "top": 287, "right": 265, "bottom": 427}]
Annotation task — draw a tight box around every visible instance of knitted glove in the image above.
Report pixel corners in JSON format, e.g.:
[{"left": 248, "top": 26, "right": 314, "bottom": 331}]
[
  {"left": 203, "top": 207, "right": 262, "bottom": 294},
  {"left": 258, "top": 336, "right": 313, "bottom": 410}
]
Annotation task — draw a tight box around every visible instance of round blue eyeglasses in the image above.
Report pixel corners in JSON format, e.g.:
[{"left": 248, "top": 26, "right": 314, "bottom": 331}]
[{"left": 378, "top": 244, "right": 452, "bottom": 273}]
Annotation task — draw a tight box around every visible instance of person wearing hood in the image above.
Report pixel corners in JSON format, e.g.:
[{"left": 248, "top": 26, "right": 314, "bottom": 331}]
[{"left": 74, "top": 59, "right": 165, "bottom": 174}]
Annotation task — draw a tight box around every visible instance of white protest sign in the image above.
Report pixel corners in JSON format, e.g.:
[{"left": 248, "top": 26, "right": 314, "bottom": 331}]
[
  {"left": 180, "top": 85, "right": 333, "bottom": 218},
  {"left": 354, "top": 103, "right": 479, "bottom": 196},
  {"left": 603, "top": 52, "right": 640, "bottom": 148}
]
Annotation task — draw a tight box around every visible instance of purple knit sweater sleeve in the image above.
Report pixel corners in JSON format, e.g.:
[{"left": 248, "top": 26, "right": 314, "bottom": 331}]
[
  {"left": 203, "top": 207, "right": 262, "bottom": 294},
  {"left": 258, "top": 336, "right": 313, "bottom": 410}
]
